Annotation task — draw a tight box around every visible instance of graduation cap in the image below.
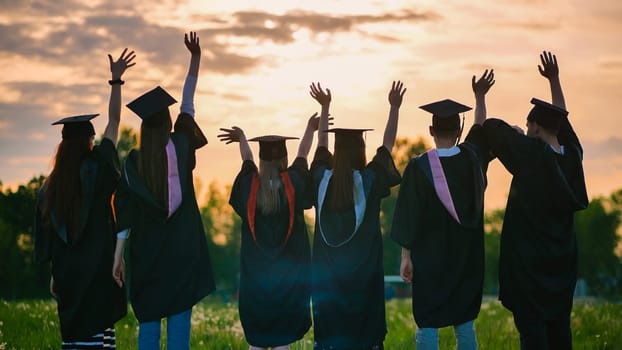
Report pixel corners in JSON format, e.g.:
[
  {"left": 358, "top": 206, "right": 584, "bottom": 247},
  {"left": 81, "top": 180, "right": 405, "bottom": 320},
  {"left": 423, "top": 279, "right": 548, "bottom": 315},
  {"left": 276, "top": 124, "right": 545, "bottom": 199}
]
[
  {"left": 248, "top": 135, "right": 299, "bottom": 161},
  {"left": 52, "top": 114, "right": 98, "bottom": 139},
  {"left": 419, "top": 99, "right": 472, "bottom": 130},
  {"left": 126, "top": 86, "right": 177, "bottom": 124},
  {"left": 325, "top": 128, "right": 373, "bottom": 149},
  {"left": 527, "top": 98, "right": 568, "bottom": 131}
]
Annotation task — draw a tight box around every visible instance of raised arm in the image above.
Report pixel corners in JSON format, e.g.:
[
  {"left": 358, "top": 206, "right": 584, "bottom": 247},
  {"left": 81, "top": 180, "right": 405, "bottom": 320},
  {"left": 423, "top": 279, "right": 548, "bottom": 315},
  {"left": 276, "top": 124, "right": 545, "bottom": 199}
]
[
  {"left": 181, "top": 31, "right": 201, "bottom": 117},
  {"left": 472, "top": 69, "right": 495, "bottom": 126},
  {"left": 383, "top": 80, "right": 406, "bottom": 151},
  {"left": 104, "top": 48, "right": 136, "bottom": 143},
  {"left": 297, "top": 112, "right": 334, "bottom": 159},
  {"left": 538, "top": 51, "right": 566, "bottom": 110},
  {"left": 297, "top": 113, "right": 318, "bottom": 159},
  {"left": 218, "top": 127, "right": 253, "bottom": 162},
  {"left": 309, "top": 82, "right": 331, "bottom": 149}
]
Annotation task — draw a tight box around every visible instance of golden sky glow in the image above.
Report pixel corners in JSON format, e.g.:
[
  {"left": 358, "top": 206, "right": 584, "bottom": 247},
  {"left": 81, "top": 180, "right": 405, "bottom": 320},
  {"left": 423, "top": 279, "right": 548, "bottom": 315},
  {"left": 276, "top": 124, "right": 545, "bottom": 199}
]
[{"left": 1, "top": 0, "right": 621, "bottom": 209}]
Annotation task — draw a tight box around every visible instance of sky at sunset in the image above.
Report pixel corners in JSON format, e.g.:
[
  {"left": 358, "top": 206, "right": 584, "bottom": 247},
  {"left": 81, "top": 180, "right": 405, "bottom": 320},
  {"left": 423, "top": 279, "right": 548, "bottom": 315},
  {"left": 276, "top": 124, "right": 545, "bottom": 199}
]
[{"left": 1, "top": 0, "right": 621, "bottom": 209}]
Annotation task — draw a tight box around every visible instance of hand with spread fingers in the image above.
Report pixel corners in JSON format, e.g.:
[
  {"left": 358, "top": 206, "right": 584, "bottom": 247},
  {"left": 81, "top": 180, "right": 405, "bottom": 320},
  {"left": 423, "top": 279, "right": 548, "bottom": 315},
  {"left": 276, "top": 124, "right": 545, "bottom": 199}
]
[
  {"left": 538, "top": 51, "right": 559, "bottom": 80},
  {"left": 108, "top": 48, "right": 136, "bottom": 81},
  {"left": 388, "top": 80, "right": 407, "bottom": 108},
  {"left": 184, "top": 31, "right": 201, "bottom": 56},
  {"left": 472, "top": 69, "right": 495, "bottom": 97},
  {"left": 218, "top": 127, "right": 245, "bottom": 144},
  {"left": 310, "top": 82, "right": 331, "bottom": 107},
  {"left": 307, "top": 112, "right": 334, "bottom": 131}
]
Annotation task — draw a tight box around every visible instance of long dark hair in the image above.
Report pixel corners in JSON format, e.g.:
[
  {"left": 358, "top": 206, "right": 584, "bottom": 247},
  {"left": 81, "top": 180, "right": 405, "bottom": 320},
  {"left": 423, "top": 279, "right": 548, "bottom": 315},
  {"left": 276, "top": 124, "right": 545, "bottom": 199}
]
[
  {"left": 139, "top": 109, "right": 172, "bottom": 208},
  {"left": 44, "top": 136, "right": 92, "bottom": 241},
  {"left": 329, "top": 144, "right": 366, "bottom": 211}
]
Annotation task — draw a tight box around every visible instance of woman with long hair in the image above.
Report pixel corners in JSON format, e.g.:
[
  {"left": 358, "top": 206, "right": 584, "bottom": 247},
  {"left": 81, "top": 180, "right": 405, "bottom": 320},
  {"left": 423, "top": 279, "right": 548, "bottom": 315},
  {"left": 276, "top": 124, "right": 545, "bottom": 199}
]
[
  {"left": 217, "top": 112, "right": 326, "bottom": 350},
  {"left": 309, "top": 81, "right": 405, "bottom": 350},
  {"left": 112, "top": 32, "right": 215, "bottom": 350},
  {"left": 34, "top": 48, "right": 135, "bottom": 349}
]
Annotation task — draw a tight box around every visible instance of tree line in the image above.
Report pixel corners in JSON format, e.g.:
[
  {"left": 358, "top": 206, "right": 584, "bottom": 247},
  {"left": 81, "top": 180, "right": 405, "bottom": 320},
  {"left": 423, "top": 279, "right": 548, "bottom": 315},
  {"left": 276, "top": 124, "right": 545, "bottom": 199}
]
[{"left": 1, "top": 127, "right": 620, "bottom": 299}]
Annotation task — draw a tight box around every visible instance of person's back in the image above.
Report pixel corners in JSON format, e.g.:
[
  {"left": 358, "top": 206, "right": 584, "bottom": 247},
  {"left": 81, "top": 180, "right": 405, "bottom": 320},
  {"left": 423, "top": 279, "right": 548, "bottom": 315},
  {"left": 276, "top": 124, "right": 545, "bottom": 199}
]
[
  {"left": 219, "top": 127, "right": 315, "bottom": 349},
  {"left": 391, "top": 70, "right": 495, "bottom": 350},
  {"left": 34, "top": 48, "right": 134, "bottom": 348},
  {"left": 481, "top": 51, "right": 587, "bottom": 350}
]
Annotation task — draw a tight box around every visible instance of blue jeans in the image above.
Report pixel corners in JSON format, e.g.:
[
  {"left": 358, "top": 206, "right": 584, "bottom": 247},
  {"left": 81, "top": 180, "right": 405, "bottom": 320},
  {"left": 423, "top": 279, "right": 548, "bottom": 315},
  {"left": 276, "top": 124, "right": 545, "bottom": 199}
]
[
  {"left": 415, "top": 320, "right": 477, "bottom": 350},
  {"left": 138, "top": 309, "right": 192, "bottom": 350}
]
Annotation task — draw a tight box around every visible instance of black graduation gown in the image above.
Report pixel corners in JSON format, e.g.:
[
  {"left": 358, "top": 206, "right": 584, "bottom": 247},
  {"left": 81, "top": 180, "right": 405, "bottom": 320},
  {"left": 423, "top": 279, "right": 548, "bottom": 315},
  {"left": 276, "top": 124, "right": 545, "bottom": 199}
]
[
  {"left": 391, "top": 125, "right": 489, "bottom": 328},
  {"left": 310, "top": 146, "right": 401, "bottom": 350},
  {"left": 34, "top": 138, "right": 127, "bottom": 341},
  {"left": 482, "top": 117, "right": 588, "bottom": 320},
  {"left": 229, "top": 157, "right": 312, "bottom": 347},
  {"left": 114, "top": 113, "right": 215, "bottom": 322}
]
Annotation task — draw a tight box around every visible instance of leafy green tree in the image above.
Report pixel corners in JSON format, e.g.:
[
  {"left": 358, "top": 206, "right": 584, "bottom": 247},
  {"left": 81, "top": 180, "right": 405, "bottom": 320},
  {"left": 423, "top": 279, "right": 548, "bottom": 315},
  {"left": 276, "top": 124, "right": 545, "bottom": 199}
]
[
  {"left": 483, "top": 209, "right": 504, "bottom": 294},
  {"left": 0, "top": 175, "right": 48, "bottom": 298},
  {"left": 200, "top": 182, "right": 241, "bottom": 299},
  {"left": 575, "top": 194, "right": 622, "bottom": 295},
  {"left": 115, "top": 126, "right": 138, "bottom": 165}
]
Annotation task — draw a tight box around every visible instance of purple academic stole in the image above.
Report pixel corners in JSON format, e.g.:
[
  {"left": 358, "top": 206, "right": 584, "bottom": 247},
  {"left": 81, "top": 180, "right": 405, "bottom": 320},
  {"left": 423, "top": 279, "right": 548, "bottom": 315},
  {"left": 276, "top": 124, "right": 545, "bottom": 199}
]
[
  {"left": 428, "top": 150, "right": 461, "bottom": 224},
  {"left": 165, "top": 139, "right": 182, "bottom": 218}
]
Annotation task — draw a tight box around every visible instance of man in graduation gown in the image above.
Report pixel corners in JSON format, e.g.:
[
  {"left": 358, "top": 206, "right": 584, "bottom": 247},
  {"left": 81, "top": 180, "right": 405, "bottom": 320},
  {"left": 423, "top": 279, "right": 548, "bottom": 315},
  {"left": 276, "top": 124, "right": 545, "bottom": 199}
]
[
  {"left": 481, "top": 52, "right": 588, "bottom": 349},
  {"left": 391, "top": 70, "right": 494, "bottom": 350}
]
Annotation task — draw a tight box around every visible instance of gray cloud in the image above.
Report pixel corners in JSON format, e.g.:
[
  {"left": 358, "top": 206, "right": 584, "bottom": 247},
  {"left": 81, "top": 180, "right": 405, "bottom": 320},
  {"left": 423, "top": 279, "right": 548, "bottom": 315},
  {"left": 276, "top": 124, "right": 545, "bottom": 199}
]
[
  {"left": 583, "top": 137, "right": 622, "bottom": 159},
  {"left": 501, "top": 20, "right": 561, "bottom": 31},
  {"left": 599, "top": 60, "right": 622, "bottom": 70},
  {"left": 0, "top": 7, "right": 437, "bottom": 76}
]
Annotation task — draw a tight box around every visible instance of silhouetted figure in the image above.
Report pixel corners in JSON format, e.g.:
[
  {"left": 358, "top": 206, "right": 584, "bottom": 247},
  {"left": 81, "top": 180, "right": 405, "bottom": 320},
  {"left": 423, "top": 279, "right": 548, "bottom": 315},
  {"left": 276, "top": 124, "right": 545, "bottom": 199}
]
[
  {"left": 309, "top": 82, "right": 404, "bottom": 350},
  {"left": 217, "top": 112, "right": 325, "bottom": 350},
  {"left": 481, "top": 51, "right": 588, "bottom": 350},
  {"left": 112, "top": 32, "right": 215, "bottom": 350},
  {"left": 391, "top": 70, "right": 495, "bottom": 350},
  {"left": 34, "top": 48, "right": 135, "bottom": 348}
]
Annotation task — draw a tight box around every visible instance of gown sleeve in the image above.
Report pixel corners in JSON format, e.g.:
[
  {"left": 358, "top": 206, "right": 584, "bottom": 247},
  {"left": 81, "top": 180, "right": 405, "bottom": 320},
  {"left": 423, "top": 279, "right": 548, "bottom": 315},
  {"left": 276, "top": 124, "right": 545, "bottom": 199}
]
[
  {"left": 463, "top": 124, "right": 494, "bottom": 168},
  {"left": 229, "top": 160, "right": 257, "bottom": 216},
  {"left": 367, "top": 146, "right": 402, "bottom": 199},
  {"left": 174, "top": 113, "right": 208, "bottom": 153},
  {"left": 113, "top": 152, "right": 137, "bottom": 233},
  {"left": 482, "top": 118, "right": 540, "bottom": 176},
  {"left": 289, "top": 157, "right": 313, "bottom": 209},
  {"left": 390, "top": 160, "right": 420, "bottom": 249},
  {"left": 92, "top": 137, "right": 121, "bottom": 188}
]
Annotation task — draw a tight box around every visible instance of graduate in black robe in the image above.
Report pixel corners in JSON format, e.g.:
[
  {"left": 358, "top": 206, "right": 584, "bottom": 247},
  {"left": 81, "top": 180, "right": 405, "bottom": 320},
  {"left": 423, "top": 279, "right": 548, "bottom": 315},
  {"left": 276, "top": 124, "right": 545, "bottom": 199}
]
[
  {"left": 112, "top": 32, "right": 215, "bottom": 349},
  {"left": 218, "top": 113, "right": 320, "bottom": 349},
  {"left": 391, "top": 70, "right": 495, "bottom": 349},
  {"left": 481, "top": 52, "right": 588, "bottom": 350},
  {"left": 34, "top": 49, "right": 135, "bottom": 347},
  {"left": 308, "top": 82, "right": 404, "bottom": 350}
]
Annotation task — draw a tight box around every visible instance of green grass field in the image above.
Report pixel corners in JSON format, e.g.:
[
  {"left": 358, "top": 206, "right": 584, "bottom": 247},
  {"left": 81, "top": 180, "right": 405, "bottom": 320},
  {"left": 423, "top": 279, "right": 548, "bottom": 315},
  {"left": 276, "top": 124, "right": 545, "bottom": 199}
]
[{"left": 0, "top": 297, "right": 620, "bottom": 349}]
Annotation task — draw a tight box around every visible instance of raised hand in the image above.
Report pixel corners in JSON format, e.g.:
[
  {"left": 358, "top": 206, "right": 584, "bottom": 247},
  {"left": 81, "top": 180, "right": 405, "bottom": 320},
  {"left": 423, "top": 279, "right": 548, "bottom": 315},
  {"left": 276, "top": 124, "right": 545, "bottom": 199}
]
[
  {"left": 538, "top": 51, "right": 559, "bottom": 80},
  {"left": 310, "top": 82, "right": 331, "bottom": 107},
  {"left": 472, "top": 69, "right": 495, "bottom": 96},
  {"left": 307, "top": 112, "right": 334, "bottom": 131},
  {"left": 388, "top": 80, "right": 407, "bottom": 108},
  {"left": 185, "top": 31, "right": 201, "bottom": 56},
  {"left": 108, "top": 48, "right": 136, "bottom": 80},
  {"left": 218, "top": 127, "right": 245, "bottom": 144}
]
